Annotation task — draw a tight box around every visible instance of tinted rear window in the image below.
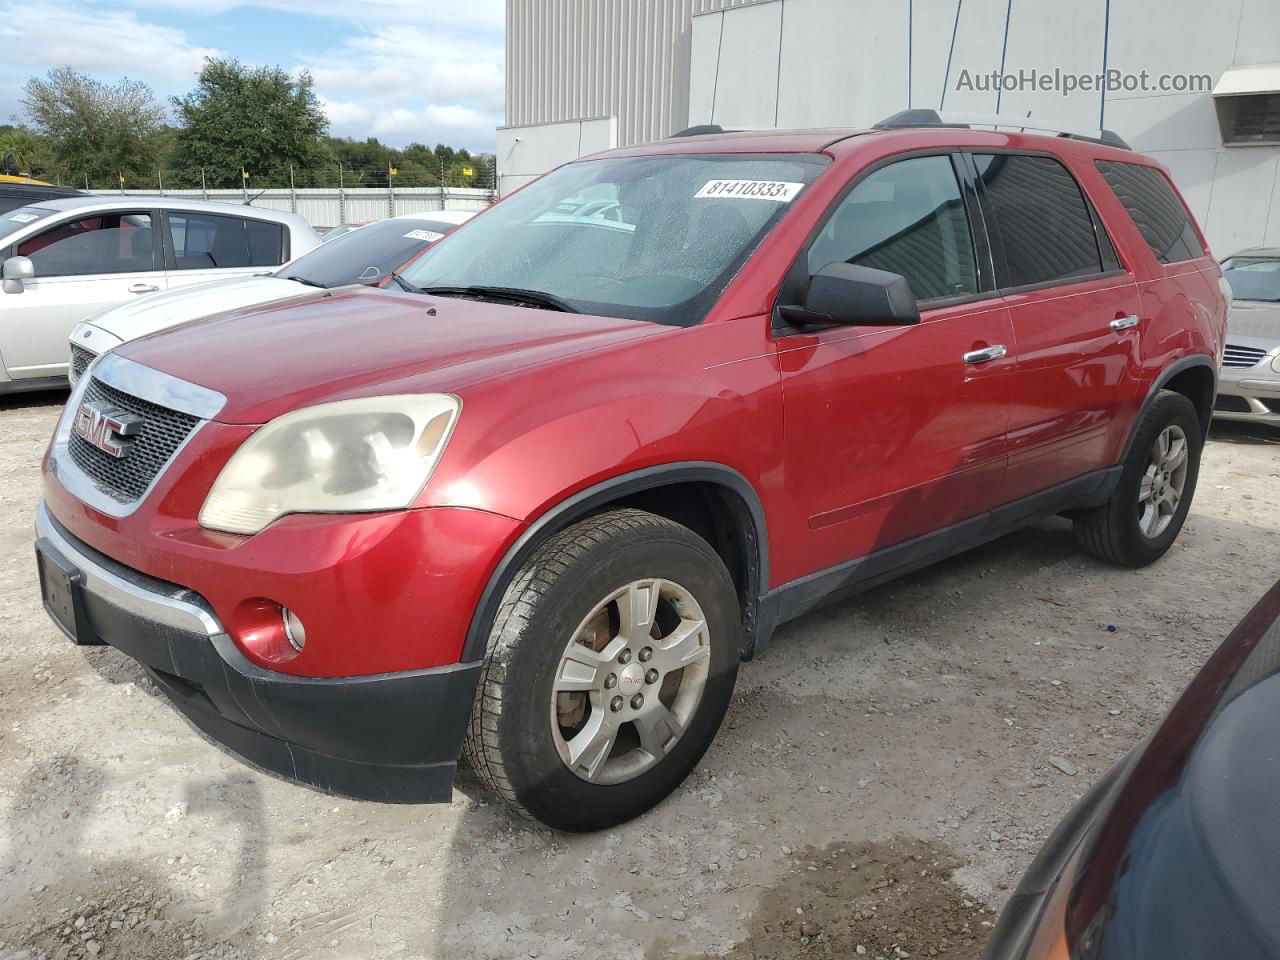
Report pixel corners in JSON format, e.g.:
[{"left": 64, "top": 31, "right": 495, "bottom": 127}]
[
  {"left": 168, "top": 213, "right": 285, "bottom": 270},
  {"left": 973, "top": 154, "right": 1105, "bottom": 288},
  {"left": 1095, "top": 161, "right": 1204, "bottom": 264}
]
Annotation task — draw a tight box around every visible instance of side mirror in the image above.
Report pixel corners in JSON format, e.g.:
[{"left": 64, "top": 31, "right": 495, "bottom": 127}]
[
  {"left": 781, "top": 262, "right": 920, "bottom": 327},
  {"left": 2, "top": 256, "right": 35, "bottom": 295}
]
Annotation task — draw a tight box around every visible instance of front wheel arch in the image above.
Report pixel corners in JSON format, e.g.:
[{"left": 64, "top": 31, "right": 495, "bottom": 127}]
[{"left": 459, "top": 462, "right": 770, "bottom": 664}]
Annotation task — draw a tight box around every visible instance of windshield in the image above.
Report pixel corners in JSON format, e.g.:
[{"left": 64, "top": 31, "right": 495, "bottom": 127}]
[
  {"left": 0, "top": 205, "right": 55, "bottom": 244},
  {"left": 1222, "top": 256, "right": 1280, "bottom": 302},
  {"left": 400, "top": 153, "right": 829, "bottom": 325},
  {"left": 279, "top": 217, "right": 454, "bottom": 288}
]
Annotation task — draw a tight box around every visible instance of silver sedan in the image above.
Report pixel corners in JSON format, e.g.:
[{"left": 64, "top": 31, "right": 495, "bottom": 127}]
[{"left": 1216, "top": 247, "right": 1280, "bottom": 427}]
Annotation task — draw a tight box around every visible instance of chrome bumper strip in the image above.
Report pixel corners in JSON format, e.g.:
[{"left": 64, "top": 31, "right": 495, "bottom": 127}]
[{"left": 36, "top": 500, "right": 222, "bottom": 637}]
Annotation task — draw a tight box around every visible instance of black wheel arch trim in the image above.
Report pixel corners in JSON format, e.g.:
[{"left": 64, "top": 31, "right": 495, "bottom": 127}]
[
  {"left": 459, "top": 461, "right": 771, "bottom": 664},
  {"left": 1122, "top": 354, "right": 1217, "bottom": 460}
]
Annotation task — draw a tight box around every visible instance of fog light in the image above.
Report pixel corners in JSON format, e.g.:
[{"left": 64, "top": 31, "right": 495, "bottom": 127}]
[{"left": 282, "top": 608, "right": 307, "bottom": 652}]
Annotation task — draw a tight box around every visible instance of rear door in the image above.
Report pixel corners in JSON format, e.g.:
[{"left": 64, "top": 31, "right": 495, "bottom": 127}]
[
  {"left": 776, "top": 153, "right": 1014, "bottom": 575},
  {"left": 162, "top": 211, "right": 287, "bottom": 291},
  {"left": 971, "top": 152, "right": 1143, "bottom": 503},
  {"left": 1, "top": 209, "right": 163, "bottom": 379}
]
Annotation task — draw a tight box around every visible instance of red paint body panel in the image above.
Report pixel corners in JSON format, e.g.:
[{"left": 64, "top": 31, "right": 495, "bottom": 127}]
[{"left": 42, "top": 126, "right": 1226, "bottom": 681}]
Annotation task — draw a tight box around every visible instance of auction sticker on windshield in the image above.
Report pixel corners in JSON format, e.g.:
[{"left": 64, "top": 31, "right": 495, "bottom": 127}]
[
  {"left": 8, "top": 213, "right": 38, "bottom": 223},
  {"left": 695, "top": 179, "right": 804, "bottom": 202},
  {"left": 404, "top": 229, "right": 445, "bottom": 242}
]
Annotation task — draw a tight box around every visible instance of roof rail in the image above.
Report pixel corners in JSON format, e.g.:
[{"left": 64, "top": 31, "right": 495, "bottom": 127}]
[
  {"left": 670, "top": 124, "right": 727, "bottom": 138},
  {"left": 873, "top": 109, "right": 1131, "bottom": 150}
]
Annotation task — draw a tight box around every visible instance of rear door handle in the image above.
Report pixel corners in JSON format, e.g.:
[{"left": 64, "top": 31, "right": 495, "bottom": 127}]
[
  {"left": 128, "top": 283, "right": 159, "bottom": 294},
  {"left": 1110, "top": 314, "right": 1140, "bottom": 331},
  {"left": 963, "top": 344, "right": 1007, "bottom": 364}
]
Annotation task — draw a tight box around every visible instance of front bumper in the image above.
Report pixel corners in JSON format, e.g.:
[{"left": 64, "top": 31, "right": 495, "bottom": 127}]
[
  {"left": 1215, "top": 366, "right": 1280, "bottom": 425},
  {"left": 36, "top": 501, "right": 481, "bottom": 803}
]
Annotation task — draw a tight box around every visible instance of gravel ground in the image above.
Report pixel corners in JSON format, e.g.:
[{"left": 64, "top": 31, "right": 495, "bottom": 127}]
[{"left": 1, "top": 389, "right": 1277, "bottom": 960}]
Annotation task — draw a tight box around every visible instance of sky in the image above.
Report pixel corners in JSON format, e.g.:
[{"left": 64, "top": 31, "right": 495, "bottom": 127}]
[{"left": 0, "top": 0, "right": 506, "bottom": 152}]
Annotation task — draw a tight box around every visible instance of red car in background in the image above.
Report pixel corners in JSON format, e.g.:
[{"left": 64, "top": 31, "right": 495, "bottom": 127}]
[{"left": 36, "top": 114, "right": 1226, "bottom": 830}]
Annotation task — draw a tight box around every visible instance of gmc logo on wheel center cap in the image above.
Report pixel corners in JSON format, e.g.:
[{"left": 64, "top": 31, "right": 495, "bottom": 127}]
[{"left": 73, "top": 401, "right": 143, "bottom": 459}]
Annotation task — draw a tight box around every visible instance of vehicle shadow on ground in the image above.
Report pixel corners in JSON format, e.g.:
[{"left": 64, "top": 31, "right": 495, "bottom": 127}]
[
  {"left": 0, "top": 388, "right": 69, "bottom": 411},
  {"left": 1208, "top": 420, "right": 1280, "bottom": 446},
  {"left": 2, "top": 756, "right": 267, "bottom": 958}
]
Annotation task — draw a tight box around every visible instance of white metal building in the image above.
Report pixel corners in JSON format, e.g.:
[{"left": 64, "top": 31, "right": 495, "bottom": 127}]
[{"left": 500, "top": 0, "right": 1280, "bottom": 255}]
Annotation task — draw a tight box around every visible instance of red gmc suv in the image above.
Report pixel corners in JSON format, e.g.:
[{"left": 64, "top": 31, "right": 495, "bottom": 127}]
[{"left": 35, "top": 117, "right": 1226, "bottom": 831}]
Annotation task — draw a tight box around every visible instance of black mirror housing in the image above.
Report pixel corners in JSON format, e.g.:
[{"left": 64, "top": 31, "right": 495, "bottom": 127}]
[{"left": 785, "top": 262, "right": 920, "bottom": 327}]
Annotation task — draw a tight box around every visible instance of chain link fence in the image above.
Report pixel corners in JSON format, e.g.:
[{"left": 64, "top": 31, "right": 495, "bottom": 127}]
[{"left": 44, "top": 158, "right": 500, "bottom": 230}]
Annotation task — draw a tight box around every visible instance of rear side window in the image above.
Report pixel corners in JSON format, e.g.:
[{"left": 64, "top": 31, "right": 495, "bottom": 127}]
[
  {"left": 807, "top": 155, "right": 978, "bottom": 302},
  {"left": 973, "top": 154, "right": 1104, "bottom": 288},
  {"left": 1095, "top": 161, "right": 1204, "bottom": 264},
  {"left": 168, "top": 213, "right": 284, "bottom": 270}
]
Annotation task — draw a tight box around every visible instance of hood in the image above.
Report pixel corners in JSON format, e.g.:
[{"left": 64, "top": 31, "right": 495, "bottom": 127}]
[
  {"left": 116, "top": 286, "right": 670, "bottom": 424},
  {"left": 1227, "top": 299, "right": 1280, "bottom": 344},
  {"left": 84, "top": 275, "right": 312, "bottom": 345}
]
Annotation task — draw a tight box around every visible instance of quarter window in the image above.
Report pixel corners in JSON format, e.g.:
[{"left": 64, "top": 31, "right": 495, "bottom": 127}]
[
  {"left": 17, "top": 213, "right": 155, "bottom": 277},
  {"left": 807, "top": 155, "right": 978, "bottom": 302},
  {"left": 973, "top": 154, "right": 1104, "bottom": 288},
  {"left": 1095, "top": 161, "right": 1204, "bottom": 264},
  {"left": 168, "top": 213, "right": 284, "bottom": 270}
]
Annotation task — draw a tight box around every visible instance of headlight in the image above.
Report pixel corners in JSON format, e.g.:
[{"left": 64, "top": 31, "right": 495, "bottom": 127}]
[
  {"left": 1272, "top": 351, "right": 1280, "bottom": 374},
  {"left": 199, "top": 394, "right": 460, "bottom": 535}
]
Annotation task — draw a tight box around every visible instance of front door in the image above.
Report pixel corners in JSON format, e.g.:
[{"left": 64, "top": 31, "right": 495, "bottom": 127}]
[
  {"left": 776, "top": 154, "right": 1014, "bottom": 579},
  {"left": 1, "top": 210, "right": 164, "bottom": 379}
]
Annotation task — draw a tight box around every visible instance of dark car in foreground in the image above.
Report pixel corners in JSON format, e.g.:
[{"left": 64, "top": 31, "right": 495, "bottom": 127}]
[{"left": 987, "top": 578, "right": 1280, "bottom": 960}]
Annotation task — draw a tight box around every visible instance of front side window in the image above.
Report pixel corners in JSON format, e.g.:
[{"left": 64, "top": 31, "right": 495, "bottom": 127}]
[
  {"left": 807, "top": 155, "right": 978, "bottom": 302},
  {"left": 168, "top": 213, "right": 284, "bottom": 270},
  {"left": 1095, "top": 161, "right": 1204, "bottom": 265},
  {"left": 974, "top": 154, "right": 1104, "bottom": 288},
  {"left": 401, "top": 153, "right": 829, "bottom": 326},
  {"left": 1221, "top": 256, "right": 1280, "bottom": 302},
  {"left": 280, "top": 217, "right": 454, "bottom": 288},
  {"left": 17, "top": 212, "right": 155, "bottom": 277}
]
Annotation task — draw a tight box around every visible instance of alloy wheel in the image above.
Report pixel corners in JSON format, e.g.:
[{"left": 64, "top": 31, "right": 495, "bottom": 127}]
[
  {"left": 1137, "top": 424, "right": 1189, "bottom": 538},
  {"left": 550, "top": 578, "right": 711, "bottom": 785}
]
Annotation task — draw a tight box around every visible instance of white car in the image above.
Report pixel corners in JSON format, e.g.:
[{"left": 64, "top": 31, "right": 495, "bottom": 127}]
[
  {"left": 67, "top": 210, "right": 473, "bottom": 384},
  {"left": 0, "top": 196, "right": 318, "bottom": 393}
]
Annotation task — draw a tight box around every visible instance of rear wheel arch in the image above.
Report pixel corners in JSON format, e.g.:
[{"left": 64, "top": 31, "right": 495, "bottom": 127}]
[
  {"left": 460, "top": 463, "right": 770, "bottom": 664},
  {"left": 1124, "top": 355, "right": 1216, "bottom": 459}
]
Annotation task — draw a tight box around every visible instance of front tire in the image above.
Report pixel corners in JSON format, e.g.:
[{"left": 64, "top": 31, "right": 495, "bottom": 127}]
[
  {"left": 1073, "top": 389, "right": 1202, "bottom": 567},
  {"left": 462, "top": 509, "right": 740, "bottom": 831}
]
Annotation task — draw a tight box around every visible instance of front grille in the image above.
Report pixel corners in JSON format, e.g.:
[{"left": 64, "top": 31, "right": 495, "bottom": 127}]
[
  {"left": 67, "top": 377, "right": 200, "bottom": 502},
  {"left": 69, "top": 343, "right": 97, "bottom": 384},
  {"left": 1223, "top": 344, "right": 1268, "bottom": 368},
  {"left": 1214, "top": 394, "right": 1252, "bottom": 413}
]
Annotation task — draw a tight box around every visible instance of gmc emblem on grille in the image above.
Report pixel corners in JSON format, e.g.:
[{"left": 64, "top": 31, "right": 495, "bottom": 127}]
[{"left": 73, "top": 401, "right": 143, "bottom": 459}]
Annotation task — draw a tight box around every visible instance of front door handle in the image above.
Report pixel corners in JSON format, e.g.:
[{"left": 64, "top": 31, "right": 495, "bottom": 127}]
[
  {"left": 1110, "top": 314, "right": 1140, "bottom": 331},
  {"left": 128, "top": 283, "right": 159, "bottom": 294},
  {"left": 963, "top": 344, "right": 1008, "bottom": 364}
]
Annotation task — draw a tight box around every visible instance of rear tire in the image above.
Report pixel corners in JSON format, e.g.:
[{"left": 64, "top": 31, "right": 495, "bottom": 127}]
[
  {"left": 462, "top": 508, "right": 740, "bottom": 831},
  {"left": 1073, "top": 389, "right": 1202, "bottom": 567}
]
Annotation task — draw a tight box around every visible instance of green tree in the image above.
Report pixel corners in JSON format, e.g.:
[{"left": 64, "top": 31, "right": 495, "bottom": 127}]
[
  {"left": 0, "top": 125, "right": 56, "bottom": 180},
  {"left": 171, "top": 58, "right": 328, "bottom": 188},
  {"left": 21, "top": 68, "right": 164, "bottom": 186}
]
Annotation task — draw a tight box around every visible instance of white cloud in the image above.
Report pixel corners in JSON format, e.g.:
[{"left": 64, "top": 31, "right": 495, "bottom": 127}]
[
  {"left": 0, "top": 0, "right": 504, "bottom": 150},
  {"left": 0, "top": 1, "right": 223, "bottom": 111}
]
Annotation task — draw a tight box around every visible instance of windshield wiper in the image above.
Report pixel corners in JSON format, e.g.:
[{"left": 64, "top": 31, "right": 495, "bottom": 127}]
[
  {"left": 421, "top": 285, "right": 581, "bottom": 313},
  {"left": 389, "top": 271, "right": 427, "bottom": 295},
  {"left": 283, "top": 275, "right": 326, "bottom": 289}
]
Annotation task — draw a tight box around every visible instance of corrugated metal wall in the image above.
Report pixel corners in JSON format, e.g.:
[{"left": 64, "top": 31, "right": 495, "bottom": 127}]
[{"left": 506, "top": 0, "right": 765, "bottom": 146}]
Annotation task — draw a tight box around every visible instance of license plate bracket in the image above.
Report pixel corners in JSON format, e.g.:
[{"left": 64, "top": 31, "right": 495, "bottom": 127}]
[{"left": 35, "top": 538, "right": 99, "bottom": 645}]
